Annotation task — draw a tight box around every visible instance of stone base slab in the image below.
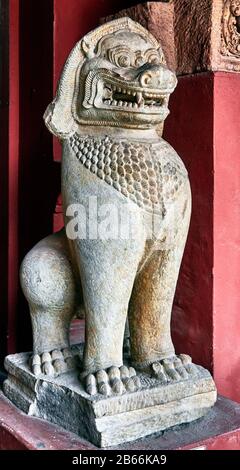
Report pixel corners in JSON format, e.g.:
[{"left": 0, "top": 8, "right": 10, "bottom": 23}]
[{"left": 3, "top": 348, "right": 217, "bottom": 447}]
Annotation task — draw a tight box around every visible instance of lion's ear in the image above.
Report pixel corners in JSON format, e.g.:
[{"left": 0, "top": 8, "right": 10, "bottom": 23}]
[
  {"left": 43, "top": 38, "right": 85, "bottom": 139},
  {"left": 43, "top": 36, "right": 96, "bottom": 139},
  {"left": 81, "top": 39, "right": 95, "bottom": 59},
  {"left": 43, "top": 100, "right": 75, "bottom": 139}
]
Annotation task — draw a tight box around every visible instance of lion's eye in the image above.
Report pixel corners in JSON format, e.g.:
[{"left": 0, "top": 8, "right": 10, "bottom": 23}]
[
  {"left": 116, "top": 55, "right": 131, "bottom": 68},
  {"left": 148, "top": 55, "right": 160, "bottom": 65},
  {"left": 108, "top": 47, "right": 133, "bottom": 68},
  {"left": 144, "top": 49, "right": 161, "bottom": 66}
]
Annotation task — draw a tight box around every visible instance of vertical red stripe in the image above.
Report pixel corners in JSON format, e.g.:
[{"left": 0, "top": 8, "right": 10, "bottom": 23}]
[
  {"left": 8, "top": 0, "right": 19, "bottom": 352},
  {"left": 213, "top": 72, "right": 240, "bottom": 402}
]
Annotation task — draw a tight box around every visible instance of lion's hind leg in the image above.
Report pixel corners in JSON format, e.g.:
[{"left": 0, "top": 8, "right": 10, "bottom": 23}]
[{"left": 20, "top": 229, "right": 77, "bottom": 377}]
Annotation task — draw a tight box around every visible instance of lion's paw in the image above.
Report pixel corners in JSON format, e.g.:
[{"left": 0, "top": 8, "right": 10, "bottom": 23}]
[
  {"left": 30, "top": 348, "right": 76, "bottom": 377},
  {"left": 151, "top": 354, "right": 198, "bottom": 383},
  {"left": 82, "top": 365, "right": 141, "bottom": 396}
]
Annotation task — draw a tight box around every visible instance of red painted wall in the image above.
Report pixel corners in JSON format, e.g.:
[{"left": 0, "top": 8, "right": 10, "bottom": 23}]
[
  {"left": 0, "top": 0, "right": 9, "bottom": 361},
  {"left": 213, "top": 72, "right": 240, "bottom": 401},
  {"left": 16, "top": 0, "right": 58, "bottom": 353},
  {"left": 8, "top": 0, "right": 20, "bottom": 353},
  {"left": 164, "top": 73, "right": 214, "bottom": 371},
  {"left": 53, "top": 0, "right": 142, "bottom": 89},
  {"left": 0, "top": 0, "right": 20, "bottom": 358}
]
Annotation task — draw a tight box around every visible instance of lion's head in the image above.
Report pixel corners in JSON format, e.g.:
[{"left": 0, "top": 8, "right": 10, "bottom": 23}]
[{"left": 44, "top": 18, "right": 177, "bottom": 138}]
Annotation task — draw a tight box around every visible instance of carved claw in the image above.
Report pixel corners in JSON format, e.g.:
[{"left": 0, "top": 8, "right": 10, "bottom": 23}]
[
  {"left": 152, "top": 362, "right": 168, "bottom": 383},
  {"left": 179, "top": 354, "right": 198, "bottom": 375},
  {"left": 174, "top": 357, "right": 189, "bottom": 379},
  {"left": 42, "top": 361, "right": 55, "bottom": 376},
  {"left": 86, "top": 374, "right": 97, "bottom": 396},
  {"left": 30, "top": 347, "right": 76, "bottom": 377},
  {"left": 111, "top": 378, "right": 124, "bottom": 394},
  {"left": 53, "top": 359, "right": 68, "bottom": 374},
  {"left": 82, "top": 365, "right": 141, "bottom": 396},
  {"left": 151, "top": 354, "right": 199, "bottom": 382},
  {"left": 162, "top": 358, "right": 181, "bottom": 381}
]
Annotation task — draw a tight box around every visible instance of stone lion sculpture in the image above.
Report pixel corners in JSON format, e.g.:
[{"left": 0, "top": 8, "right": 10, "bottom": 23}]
[{"left": 20, "top": 18, "right": 194, "bottom": 397}]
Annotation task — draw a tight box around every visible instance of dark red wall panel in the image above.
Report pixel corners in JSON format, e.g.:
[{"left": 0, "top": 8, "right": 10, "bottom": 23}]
[
  {"left": 0, "top": 0, "right": 10, "bottom": 360},
  {"left": 164, "top": 73, "right": 214, "bottom": 371}
]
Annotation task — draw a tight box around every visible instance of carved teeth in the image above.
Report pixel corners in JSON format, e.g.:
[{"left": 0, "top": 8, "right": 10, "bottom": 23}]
[
  {"left": 103, "top": 84, "right": 167, "bottom": 110},
  {"left": 104, "top": 87, "right": 112, "bottom": 99},
  {"left": 136, "top": 92, "right": 143, "bottom": 104}
]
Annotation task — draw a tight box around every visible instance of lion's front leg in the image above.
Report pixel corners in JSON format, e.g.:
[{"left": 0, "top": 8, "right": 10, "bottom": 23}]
[
  {"left": 74, "top": 235, "right": 144, "bottom": 396},
  {"left": 129, "top": 180, "right": 193, "bottom": 380}
]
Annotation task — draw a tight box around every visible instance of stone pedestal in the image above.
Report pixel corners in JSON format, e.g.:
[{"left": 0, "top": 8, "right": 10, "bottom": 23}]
[
  {"left": 1, "top": 391, "right": 240, "bottom": 450},
  {"left": 4, "top": 347, "right": 216, "bottom": 448}
]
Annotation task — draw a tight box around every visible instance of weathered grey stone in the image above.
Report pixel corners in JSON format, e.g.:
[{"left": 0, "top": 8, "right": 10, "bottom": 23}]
[
  {"left": 4, "top": 348, "right": 216, "bottom": 447},
  {"left": 4, "top": 18, "right": 217, "bottom": 446}
]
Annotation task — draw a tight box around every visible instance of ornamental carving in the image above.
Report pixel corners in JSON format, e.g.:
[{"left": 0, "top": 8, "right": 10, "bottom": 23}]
[{"left": 221, "top": 0, "right": 240, "bottom": 58}]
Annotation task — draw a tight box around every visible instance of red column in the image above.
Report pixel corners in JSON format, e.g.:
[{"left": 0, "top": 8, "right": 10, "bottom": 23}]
[
  {"left": 164, "top": 73, "right": 214, "bottom": 370},
  {"left": 0, "top": 0, "right": 20, "bottom": 358},
  {"left": 7, "top": 0, "right": 20, "bottom": 354},
  {"left": 213, "top": 72, "right": 240, "bottom": 401},
  {"left": 0, "top": 0, "right": 10, "bottom": 360}
]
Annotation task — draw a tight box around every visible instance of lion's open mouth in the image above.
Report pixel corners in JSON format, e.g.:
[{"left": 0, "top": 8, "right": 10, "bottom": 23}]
[{"left": 101, "top": 80, "right": 168, "bottom": 112}]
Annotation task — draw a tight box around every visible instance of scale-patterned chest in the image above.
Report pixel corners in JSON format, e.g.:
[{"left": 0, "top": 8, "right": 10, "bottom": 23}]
[{"left": 69, "top": 134, "right": 188, "bottom": 216}]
